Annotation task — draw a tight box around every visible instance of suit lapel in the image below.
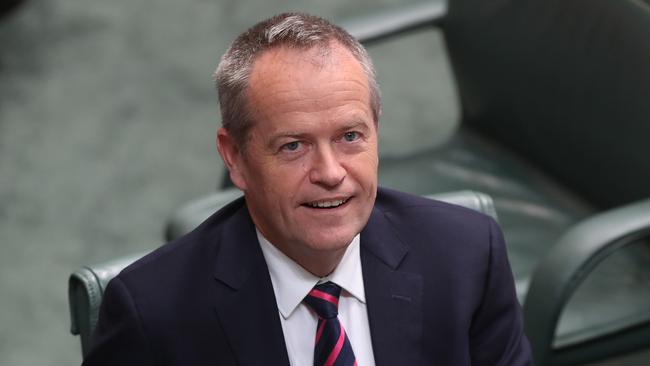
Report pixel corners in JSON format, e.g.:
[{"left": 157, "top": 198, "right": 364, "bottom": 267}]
[
  {"left": 361, "top": 207, "right": 423, "bottom": 366},
  {"left": 211, "top": 205, "right": 290, "bottom": 366}
]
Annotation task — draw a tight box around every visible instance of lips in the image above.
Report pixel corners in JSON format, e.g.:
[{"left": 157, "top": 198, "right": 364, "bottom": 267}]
[{"left": 303, "top": 197, "right": 350, "bottom": 209}]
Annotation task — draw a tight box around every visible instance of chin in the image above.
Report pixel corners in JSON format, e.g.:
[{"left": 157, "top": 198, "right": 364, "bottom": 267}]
[{"left": 303, "top": 228, "right": 359, "bottom": 253}]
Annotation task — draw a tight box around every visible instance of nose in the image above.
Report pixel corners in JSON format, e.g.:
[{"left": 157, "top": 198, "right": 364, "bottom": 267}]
[{"left": 309, "top": 145, "right": 346, "bottom": 187}]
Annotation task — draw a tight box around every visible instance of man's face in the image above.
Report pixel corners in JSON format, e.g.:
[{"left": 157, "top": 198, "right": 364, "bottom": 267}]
[{"left": 218, "top": 43, "right": 378, "bottom": 274}]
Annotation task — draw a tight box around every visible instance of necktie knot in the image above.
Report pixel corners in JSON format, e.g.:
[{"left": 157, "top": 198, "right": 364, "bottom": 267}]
[{"left": 304, "top": 281, "right": 341, "bottom": 319}]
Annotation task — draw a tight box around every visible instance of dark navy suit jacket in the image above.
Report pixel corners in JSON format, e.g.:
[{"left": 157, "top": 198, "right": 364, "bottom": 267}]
[{"left": 83, "top": 187, "right": 532, "bottom": 365}]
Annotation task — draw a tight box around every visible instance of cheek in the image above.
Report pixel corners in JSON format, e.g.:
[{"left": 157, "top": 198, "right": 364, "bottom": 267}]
[
  {"left": 357, "top": 151, "right": 379, "bottom": 182},
  {"left": 259, "top": 167, "right": 305, "bottom": 202},
  {"left": 273, "top": 160, "right": 311, "bottom": 184}
]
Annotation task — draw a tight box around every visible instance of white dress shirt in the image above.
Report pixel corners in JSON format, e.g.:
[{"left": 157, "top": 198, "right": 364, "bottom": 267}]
[{"left": 257, "top": 230, "right": 376, "bottom": 366}]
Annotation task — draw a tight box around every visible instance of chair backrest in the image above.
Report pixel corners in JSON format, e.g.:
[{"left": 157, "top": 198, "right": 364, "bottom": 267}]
[
  {"left": 69, "top": 189, "right": 498, "bottom": 357},
  {"left": 443, "top": 0, "right": 650, "bottom": 208}
]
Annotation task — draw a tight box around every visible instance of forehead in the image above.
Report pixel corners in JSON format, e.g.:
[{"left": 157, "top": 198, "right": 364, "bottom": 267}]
[
  {"left": 250, "top": 43, "right": 367, "bottom": 94},
  {"left": 245, "top": 43, "right": 371, "bottom": 127}
]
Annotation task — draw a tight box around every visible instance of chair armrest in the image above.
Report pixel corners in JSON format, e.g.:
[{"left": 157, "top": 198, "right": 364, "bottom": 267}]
[
  {"left": 339, "top": 0, "right": 447, "bottom": 44},
  {"left": 426, "top": 190, "right": 498, "bottom": 222},
  {"left": 69, "top": 253, "right": 146, "bottom": 357},
  {"left": 523, "top": 197, "right": 650, "bottom": 365}
]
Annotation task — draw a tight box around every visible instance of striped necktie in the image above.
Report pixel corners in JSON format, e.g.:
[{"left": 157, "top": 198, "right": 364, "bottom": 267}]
[{"left": 303, "top": 281, "right": 357, "bottom": 366}]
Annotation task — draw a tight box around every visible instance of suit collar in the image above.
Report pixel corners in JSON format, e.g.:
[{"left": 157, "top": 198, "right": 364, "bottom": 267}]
[
  {"left": 211, "top": 203, "right": 291, "bottom": 366},
  {"left": 360, "top": 206, "right": 409, "bottom": 268},
  {"left": 258, "top": 230, "right": 367, "bottom": 320},
  {"left": 212, "top": 191, "right": 412, "bottom": 285},
  {"left": 212, "top": 202, "right": 261, "bottom": 289},
  {"left": 361, "top": 205, "right": 424, "bottom": 365},
  {"left": 210, "top": 197, "right": 424, "bottom": 366}
]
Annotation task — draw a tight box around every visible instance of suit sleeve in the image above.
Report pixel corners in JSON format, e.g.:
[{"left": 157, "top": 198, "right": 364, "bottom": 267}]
[
  {"left": 470, "top": 218, "right": 533, "bottom": 365},
  {"left": 82, "top": 276, "right": 155, "bottom": 366}
]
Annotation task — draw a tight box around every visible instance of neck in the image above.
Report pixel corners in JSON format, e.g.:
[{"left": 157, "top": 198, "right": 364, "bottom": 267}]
[
  {"left": 253, "top": 225, "right": 353, "bottom": 278},
  {"left": 294, "top": 249, "right": 347, "bottom": 277}
]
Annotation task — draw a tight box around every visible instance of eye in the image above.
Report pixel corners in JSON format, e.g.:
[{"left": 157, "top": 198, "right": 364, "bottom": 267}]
[
  {"left": 281, "top": 141, "right": 301, "bottom": 151},
  {"left": 343, "top": 131, "right": 359, "bottom": 142}
]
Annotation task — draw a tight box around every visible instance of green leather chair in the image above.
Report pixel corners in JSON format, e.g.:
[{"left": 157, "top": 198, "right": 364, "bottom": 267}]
[
  {"left": 70, "top": 0, "right": 650, "bottom": 364},
  {"left": 332, "top": 0, "right": 650, "bottom": 365},
  {"left": 69, "top": 190, "right": 498, "bottom": 358}
]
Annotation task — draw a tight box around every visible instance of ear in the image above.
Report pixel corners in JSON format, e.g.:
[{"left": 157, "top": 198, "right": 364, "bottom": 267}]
[{"left": 216, "top": 127, "right": 248, "bottom": 191}]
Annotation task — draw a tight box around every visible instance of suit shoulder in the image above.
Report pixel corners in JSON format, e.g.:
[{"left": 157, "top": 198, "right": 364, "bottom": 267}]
[
  {"left": 372, "top": 187, "right": 501, "bottom": 261},
  {"left": 375, "top": 186, "right": 493, "bottom": 225},
  {"left": 116, "top": 196, "right": 247, "bottom": 287}
]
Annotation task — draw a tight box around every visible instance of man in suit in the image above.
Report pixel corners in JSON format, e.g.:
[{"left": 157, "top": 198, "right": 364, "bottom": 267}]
[{"left": 83, "top": 13, "right": 531, "bottom": 365}]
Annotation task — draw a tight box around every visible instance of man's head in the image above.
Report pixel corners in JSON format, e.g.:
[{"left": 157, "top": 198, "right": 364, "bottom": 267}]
[
  {"left": 215, "top": 13, "right": 380, "bottom": 276},
  {"left": 214, "top": 12, "right": 381, "bottom": 149}
]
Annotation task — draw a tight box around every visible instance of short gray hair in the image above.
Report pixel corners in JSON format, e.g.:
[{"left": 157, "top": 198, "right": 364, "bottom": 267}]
[{"left": 213, "top": 12, "right": 381, "bottom": 148}]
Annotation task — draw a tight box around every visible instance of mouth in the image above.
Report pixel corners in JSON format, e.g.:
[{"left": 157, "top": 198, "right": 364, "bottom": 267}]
[{"left": 302, "top": 197, "right": 351, "bottom": 209}]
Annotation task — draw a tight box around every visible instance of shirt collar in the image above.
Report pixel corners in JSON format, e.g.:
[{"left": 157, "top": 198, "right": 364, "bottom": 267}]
[{"left": 257, "top": 230, "right": 366, "bottom": 319}]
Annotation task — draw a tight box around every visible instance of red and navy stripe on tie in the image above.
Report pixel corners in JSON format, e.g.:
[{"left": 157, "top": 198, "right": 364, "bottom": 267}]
[{"left": 304, "top": 282, "right": 357, "bottom": 366}]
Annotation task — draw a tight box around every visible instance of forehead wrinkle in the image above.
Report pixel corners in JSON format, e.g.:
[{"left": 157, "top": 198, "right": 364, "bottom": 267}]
[
  {"left": 248, "top": 44, "right": 368, "bottom": 95},
  {"left": 253, "top": 91, "right": 370, "bottom": 120},
  {"left": 260, "top": 81, "right": 370, "bottom": 109},
  {"left": 246, "top": 42, "right": 373, "bottom": 133}
]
